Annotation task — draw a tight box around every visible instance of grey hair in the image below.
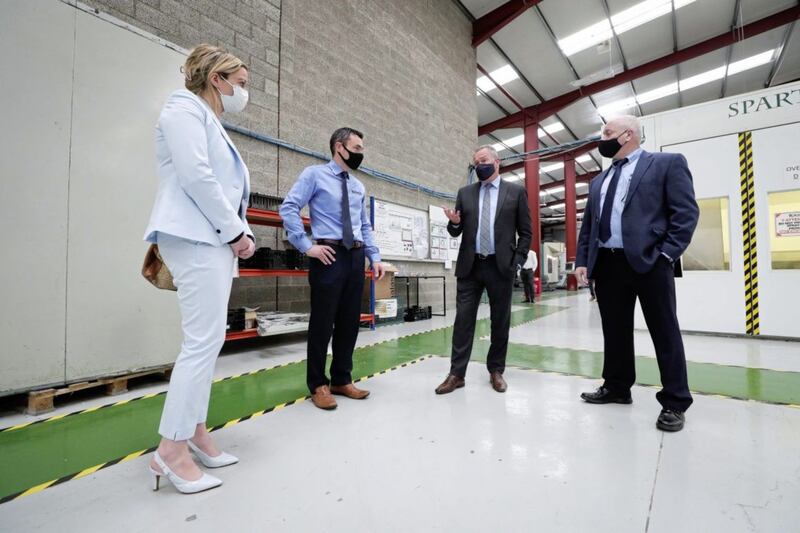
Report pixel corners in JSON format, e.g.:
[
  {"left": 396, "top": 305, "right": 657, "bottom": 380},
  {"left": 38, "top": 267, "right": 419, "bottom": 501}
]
[
  {"left": 474, "top": 145, "right": 500, "bottom": 160},
  {"left": 607, "top": 115, "right": 642, "bottom": 141}
]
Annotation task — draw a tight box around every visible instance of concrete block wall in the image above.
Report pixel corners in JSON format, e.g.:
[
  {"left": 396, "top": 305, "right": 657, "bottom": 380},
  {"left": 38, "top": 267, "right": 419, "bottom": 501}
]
[{"left": 82, "top": 0, "right": 475, "bottom": 314}]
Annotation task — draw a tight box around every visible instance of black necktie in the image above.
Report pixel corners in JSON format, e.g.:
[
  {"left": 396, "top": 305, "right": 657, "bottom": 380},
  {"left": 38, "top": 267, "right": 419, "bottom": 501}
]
[
  {"left": 340, "top": 171, "right": 354, "bottom": 250},
  {"left": 598, "top": 157, "right": 629, "bottom": 244}
]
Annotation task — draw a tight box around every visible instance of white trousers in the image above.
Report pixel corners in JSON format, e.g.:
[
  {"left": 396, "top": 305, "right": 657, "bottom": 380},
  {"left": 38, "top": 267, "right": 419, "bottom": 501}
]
[{"left": 156, "top": 233, "right": 234, "bottom": 441}]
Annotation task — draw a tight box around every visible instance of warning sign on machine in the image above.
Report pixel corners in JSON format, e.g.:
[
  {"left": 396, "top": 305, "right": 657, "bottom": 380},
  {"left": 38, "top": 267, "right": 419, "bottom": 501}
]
[{"left": 775, "top": 211, "right": 800, "bottom": 237}]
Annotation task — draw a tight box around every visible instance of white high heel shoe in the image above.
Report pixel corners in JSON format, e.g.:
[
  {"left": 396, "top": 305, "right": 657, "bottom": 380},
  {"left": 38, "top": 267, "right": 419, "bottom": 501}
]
[
  {"left": 188, "top": 440, "right": 239, "bottom": 468},
  {"left": 149, "top": 451, "right": 222, "bottom": 494}
]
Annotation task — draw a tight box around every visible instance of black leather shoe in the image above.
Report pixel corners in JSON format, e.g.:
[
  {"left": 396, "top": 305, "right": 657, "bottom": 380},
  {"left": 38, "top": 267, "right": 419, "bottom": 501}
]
[
  {"left": 580, "top": 386, "right": 632, "bottom": 404},
  {"left": 656, "top": 409, "right": 685, "bottom": 432}
]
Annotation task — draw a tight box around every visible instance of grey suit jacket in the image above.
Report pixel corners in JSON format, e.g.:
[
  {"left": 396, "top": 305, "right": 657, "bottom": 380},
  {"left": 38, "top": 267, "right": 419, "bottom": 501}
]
[{"left": 447, "top": 180, "right": 532, "bottom": 279}]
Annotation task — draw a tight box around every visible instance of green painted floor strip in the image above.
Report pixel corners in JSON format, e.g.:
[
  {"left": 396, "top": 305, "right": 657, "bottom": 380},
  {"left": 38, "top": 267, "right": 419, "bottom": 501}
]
[
  {"left": 2, "top": 294, "right": 799, "bottom": 503},
  {"left": 467, "top": 342, "right": 800, "bottom": 405},
  {"left": 0, "top": 304, "right": 559, "bottom": 502}
]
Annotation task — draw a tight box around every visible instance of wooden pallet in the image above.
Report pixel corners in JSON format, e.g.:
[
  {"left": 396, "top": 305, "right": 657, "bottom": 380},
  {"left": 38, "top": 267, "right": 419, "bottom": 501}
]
[{"left": 26, "top": 366, "right": 173, "bottom": 415}]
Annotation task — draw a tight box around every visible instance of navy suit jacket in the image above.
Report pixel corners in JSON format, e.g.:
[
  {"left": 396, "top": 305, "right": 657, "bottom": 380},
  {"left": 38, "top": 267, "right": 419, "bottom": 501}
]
[{"left": 576, "top": 150, "right": 699, "bottom": 278}]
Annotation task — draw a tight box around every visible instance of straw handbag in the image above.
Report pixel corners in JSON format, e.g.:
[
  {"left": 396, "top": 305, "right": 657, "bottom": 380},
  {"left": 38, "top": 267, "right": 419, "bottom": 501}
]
[{"left": 142, "top": 244, "right": 177, "bottom": 291}]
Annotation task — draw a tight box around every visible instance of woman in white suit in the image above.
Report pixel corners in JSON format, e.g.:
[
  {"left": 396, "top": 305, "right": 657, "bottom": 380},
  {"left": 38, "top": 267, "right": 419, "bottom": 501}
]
[{"left": 143, "top": 44, "right": 255, "bottom": 494}]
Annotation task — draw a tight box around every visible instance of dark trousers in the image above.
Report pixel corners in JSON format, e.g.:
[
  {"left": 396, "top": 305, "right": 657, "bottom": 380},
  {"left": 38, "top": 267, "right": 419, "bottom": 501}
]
[
  {"left": 450, "top": 256, "right": 513, "bottom": 378},
  {"left": 307, "top": 246, "right": 365, "bottom": 392},
  {"left": 593, "top": 248, "right": 693, "bottom": 411},
  {"left": 520, "top": 268, "right": 534, "bottom": 301}
]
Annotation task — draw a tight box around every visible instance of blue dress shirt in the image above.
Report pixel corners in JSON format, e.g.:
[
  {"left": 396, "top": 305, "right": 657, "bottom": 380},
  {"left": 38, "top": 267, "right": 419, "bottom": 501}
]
[
  {"left": 599, "top": 148, "right": 643, "bottom": 249},
  {"left": 280, "top": 160, "right": 381, "bottom": 263},
  {"left": 476, "top": 178, "right": 500, "bottom": 254}
]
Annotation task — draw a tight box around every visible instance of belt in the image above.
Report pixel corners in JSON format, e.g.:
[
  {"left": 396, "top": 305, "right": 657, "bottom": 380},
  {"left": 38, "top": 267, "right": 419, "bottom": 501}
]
[
  {"left": 476, "top": 253, "right": 495, "bottom": 260},
  {"left": 316, "top": 239, "right": 363, "bottom": 249},
  {"left": 599, "top": 247, "right": 624, "bottom": 253}
]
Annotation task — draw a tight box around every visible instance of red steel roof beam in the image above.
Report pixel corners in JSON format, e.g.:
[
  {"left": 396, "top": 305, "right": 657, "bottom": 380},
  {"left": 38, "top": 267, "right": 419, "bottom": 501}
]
[
  {"left": 478, "top": 5, "right": 800, "bottom": 135},
  {"left": 472, "top": 0, "right": 543, "bottom": 47}
]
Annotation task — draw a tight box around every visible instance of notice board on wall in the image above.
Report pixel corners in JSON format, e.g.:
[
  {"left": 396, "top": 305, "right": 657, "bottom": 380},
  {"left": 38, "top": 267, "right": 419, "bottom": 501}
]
[
  {"left": 371, "top": 198, "right": 429, "bottom": 260},
  {"left": 428, "top": 205, "right": 460, "bottom": 262}
]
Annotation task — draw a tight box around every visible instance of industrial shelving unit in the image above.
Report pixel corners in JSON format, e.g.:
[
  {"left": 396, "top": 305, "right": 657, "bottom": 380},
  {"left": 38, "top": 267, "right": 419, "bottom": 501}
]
[{"left": 224, "top": 207, "right": 376, "bottom": 341}]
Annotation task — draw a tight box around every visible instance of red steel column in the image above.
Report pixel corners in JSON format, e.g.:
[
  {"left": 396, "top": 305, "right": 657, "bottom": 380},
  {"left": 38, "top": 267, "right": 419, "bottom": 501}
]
[
  {"left": 564, "top": 155, "right": 578, "bottom": 291},
  {"left": 523, "top": 120, "right": 541, "bottom": 293}
]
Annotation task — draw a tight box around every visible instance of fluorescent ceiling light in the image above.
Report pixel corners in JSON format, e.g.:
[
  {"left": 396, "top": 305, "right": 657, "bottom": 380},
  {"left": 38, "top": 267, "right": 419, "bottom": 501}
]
[
  {"left": 540, "top": 186, "right": 565, "bottom": 197},
  {"left": 576, "top": 182, "right": 589, "bottom": 188},
  {"left": 477, "top": 65, "right": 519, "bottom": 92},
  {"left": 679, "top": 66, "right": 726, "bottom": 91},
  {"left": 727, "top": 49, "right": 775, "bottom": 75},
  {"left": 637, "top": 82, "right": 679, "bottom": 104},
  {"left": 542, "top": 122, "right": 565, "bottom": 135},
  {"left": 577, "top": 198, "right": 588, "bottom": 204},
  {"left": 597, "top": 49, "right": 775, "bottom": 118},
  {"left": 596, "top": 96, "right": 638, "bottom": 116},
  {"left": 576, "top": 154, "right": 592, "bottom": 163},
  {"left": 541, "top": 162, "right": 565, "bottom": 173},
  {"left": 491, "top": 123, "right": 566, "bottom": 151},
  {"left": 558, "top": 0, "right": 697, "bottom": 56}
]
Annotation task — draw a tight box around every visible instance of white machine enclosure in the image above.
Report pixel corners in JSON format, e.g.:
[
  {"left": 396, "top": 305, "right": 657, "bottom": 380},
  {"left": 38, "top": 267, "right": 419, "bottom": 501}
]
[
  {"left": 1, "top": 2, "right": 185, "bottom": 394},
  {"left": 633, "top": 81, "right": 800, "bottom": 338}
]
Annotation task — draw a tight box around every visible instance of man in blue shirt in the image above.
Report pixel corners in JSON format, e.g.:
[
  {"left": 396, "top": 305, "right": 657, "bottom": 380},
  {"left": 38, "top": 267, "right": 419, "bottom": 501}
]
[
  {"left": 575, "top": 115, "right": 699, "bottom": 432},
  {"left": 281, "top": 127, "right": 386, "bottom": 410}
]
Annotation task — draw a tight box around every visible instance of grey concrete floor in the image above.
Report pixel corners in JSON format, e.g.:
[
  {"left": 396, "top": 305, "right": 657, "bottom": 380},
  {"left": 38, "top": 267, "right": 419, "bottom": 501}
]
[{"left": 2, "top": 291, "right": 799, "bottom": 532}]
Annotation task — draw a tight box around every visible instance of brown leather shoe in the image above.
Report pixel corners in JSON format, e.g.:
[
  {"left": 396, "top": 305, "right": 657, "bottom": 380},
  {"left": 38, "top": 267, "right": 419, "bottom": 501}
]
[
  {"left": 311, "top": 385, "right": 337, "bottom": 410},
  {"left": 490, "top": 372, "right": 507, "bottom": 393},
  {"left": 435, "top": 374, "right": 465, "bottom": 395},
  {"left": 329, "top": 383, "right": 370, "bottom": 400}
]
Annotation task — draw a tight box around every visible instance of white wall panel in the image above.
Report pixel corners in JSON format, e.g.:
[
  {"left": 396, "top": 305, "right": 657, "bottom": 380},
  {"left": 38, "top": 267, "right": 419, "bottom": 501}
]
[
  {"left": 0, "top": 1, "right": 75, "bottom": 393},
  {"left": 65, "top": 9, "right": 185, "bottom": 380}
]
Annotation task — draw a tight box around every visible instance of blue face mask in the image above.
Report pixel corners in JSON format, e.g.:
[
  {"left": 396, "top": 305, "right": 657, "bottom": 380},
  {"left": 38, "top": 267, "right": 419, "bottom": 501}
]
[{"left": 475, "top": 163, "right": 495, "bottom": 181}]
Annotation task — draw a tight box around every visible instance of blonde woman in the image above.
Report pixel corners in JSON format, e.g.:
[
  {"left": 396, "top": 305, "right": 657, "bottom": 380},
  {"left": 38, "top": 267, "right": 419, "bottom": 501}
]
[{"left": 143, "top": 44, "right": 256, "bottom": 493}]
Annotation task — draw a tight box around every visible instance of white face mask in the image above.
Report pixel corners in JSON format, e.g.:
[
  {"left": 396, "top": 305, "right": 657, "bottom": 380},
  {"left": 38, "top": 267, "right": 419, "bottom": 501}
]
[{"left": 217, "top": 76, "right": 248, "bottom": 114}]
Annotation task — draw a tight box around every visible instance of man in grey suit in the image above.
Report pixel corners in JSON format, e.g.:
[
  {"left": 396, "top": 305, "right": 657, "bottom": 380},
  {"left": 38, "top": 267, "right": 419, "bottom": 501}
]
[
  {"left": 576, "top": 115, "right": 699, "bottom": 432},
  {"left": 436, "top": 145, "right": 532, "bottom": 394}
]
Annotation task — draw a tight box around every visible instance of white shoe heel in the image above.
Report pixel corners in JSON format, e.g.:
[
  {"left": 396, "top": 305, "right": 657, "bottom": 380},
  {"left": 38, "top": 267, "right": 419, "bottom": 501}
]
[
  {"left": 150, "top": 451, "right": 222, "bottom": 494},
  {"left": 188, "top": 440, "right": 239, "bottom": 468},
  {"left": 149, "top": 467, "right": 161, "bottom": 491}
]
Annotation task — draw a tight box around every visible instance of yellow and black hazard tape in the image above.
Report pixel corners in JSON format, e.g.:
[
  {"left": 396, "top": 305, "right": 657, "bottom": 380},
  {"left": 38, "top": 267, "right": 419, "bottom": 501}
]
[
  {"left": 0, "top": 359, "right": 307, "bottom": 434},
  {"left": 738, "top": 131, "right": 760, "bottom": 336},
  {"left": 0, "top": 355, "right": 434, "bottom": 505}
]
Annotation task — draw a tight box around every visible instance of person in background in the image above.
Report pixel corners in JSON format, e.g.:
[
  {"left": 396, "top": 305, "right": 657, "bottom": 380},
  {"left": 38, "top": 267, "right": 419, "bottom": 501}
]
[
  {"left": 143, "top": 44, "right": 255, "bottom": 494},
  {"left": 588, "top": 279, "right": 597, "bottom": 301},
  {"left": 575, "top": 115, "right": 698, "bottom": 432},
  {"left": 436, "top": 145, "right": 532, "bottom": 395},
  {"left": 520, "top": 249, "right": 538, "bottom": 303},
  {"left": 280, "top": 128, "right": 386, "bottom": 411}
]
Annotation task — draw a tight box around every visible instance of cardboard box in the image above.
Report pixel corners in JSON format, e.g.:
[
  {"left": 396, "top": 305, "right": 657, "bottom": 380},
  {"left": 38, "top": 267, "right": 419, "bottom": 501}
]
[
  {"left": 374, "top": 298, "right": 398, "bottom": 318},
  {"left": 363, "top": 262, "right": 398, "bottom": 301}
]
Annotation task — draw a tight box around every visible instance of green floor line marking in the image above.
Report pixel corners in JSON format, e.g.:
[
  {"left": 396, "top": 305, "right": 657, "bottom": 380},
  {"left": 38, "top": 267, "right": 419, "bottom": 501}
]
[
  {"left": 0, "top": 305, "right": 558, "bottom": 503},
  {"left": 3, "top": 293, "right": 799, "bottom": 505},
  {"left": 461, "top": 343, "right": 800, "bottom": 406},
  {"left": 0, "top": 355, "right": 436, "bottom": 505}
]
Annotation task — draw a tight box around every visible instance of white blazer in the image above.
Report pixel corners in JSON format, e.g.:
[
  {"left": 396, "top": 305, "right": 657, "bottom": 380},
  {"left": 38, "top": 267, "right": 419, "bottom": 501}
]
[{"left": 144, "top": 89, "right": 252, "bottom": 245}]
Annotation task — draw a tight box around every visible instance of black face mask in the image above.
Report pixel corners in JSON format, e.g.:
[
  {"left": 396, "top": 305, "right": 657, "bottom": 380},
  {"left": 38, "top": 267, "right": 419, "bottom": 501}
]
[
  {"left": 340, "top": 145, "right": 364, "bottom": 170},
  {"left": 598, "top": 131, "right": 629, "bottom": 158},
  {"left": 475, "top": 163, "right": 496, "bottom": 181}
]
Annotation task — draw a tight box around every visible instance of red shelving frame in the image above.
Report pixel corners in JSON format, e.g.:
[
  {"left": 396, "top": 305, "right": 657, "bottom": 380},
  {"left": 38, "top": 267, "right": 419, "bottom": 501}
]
[{"left": 225, "top": 208, "right": 376, "bottom": 341}]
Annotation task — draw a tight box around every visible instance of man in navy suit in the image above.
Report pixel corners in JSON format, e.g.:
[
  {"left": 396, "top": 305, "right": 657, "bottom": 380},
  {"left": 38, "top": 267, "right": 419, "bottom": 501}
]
[{"left": 575, "top": 115, "right": 699, "bottom": 432}]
